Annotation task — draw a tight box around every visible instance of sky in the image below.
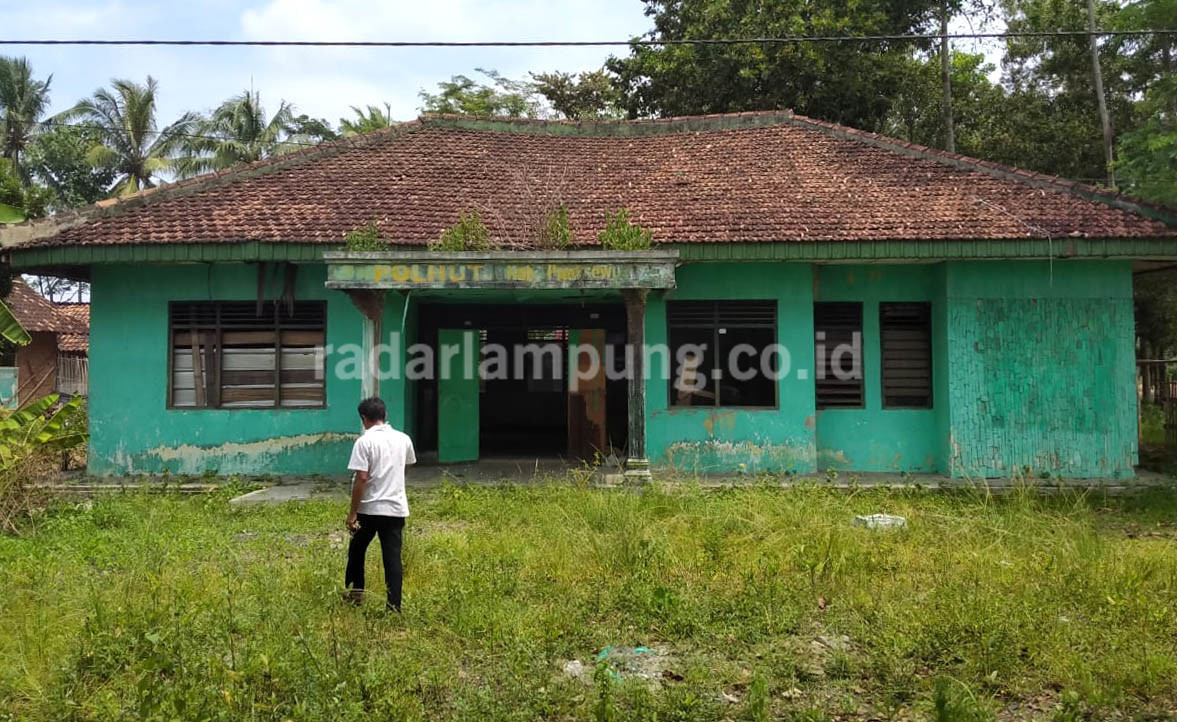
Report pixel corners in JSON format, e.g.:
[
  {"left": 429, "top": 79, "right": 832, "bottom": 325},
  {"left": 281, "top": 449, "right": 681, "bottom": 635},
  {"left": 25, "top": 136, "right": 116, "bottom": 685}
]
[{"left": 1, "top": 0, "right": 654, "bottom": 127}]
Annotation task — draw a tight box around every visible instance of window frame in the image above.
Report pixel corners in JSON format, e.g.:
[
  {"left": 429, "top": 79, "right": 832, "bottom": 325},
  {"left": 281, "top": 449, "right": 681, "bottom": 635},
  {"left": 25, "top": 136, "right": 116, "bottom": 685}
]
[
  {"left": 166, "top": 300, "right": 328, "bottom": 410},
  {"left": 879, "top": 301, "right": 933, "bottom": 410},
  {"left": 666, "top": 299, "right": 779, "bottom": 410},
  {"left": 813, "top": 301, "right": 866, "bottom": 410}
]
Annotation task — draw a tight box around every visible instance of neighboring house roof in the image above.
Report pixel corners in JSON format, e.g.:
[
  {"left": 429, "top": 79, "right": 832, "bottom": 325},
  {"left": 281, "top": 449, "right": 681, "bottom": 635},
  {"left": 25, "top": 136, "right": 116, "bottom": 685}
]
[
  {"left": 5, "top": 281, "right": 68, "bottom": 332},
  {"left": 3, "top": 282, "right": 89, "bottom": 353},
  {"left": 55, "top": 304, "right": 90, "bottom": 353},
  {"left": 3, "top": 112, "right": 1174, "bottom": 249},
  {"left": 58, "top": 333, "right": 88, "bottom": 353}
]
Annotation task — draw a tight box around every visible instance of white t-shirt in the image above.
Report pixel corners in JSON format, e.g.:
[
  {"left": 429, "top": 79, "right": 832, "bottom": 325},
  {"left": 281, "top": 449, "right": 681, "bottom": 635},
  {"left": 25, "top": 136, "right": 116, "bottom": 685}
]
[{"left": 347, "top": 423, "right": 416, "bottom": 517}]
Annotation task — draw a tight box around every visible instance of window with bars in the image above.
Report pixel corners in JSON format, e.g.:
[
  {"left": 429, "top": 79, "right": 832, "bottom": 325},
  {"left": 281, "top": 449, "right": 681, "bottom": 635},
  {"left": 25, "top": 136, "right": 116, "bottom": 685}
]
[
  {"left": 880, "top": 302, "right": 933, "bottom": 409},
  {"left": 667, "top": 300, "right": 777, "bottom": 408},
  {"left": 814, "top": 302, "right": 864, "bottom": 409},
  {"left": 169, "top": 301, "right": 326, "bottom": 409}
]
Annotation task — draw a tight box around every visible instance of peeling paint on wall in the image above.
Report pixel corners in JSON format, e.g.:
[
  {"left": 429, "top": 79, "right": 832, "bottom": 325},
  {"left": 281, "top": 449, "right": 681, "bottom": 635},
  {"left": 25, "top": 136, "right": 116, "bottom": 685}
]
[
  {"left": 143, "top": 433, "right": 356, "bottom": 475},
  {"left": 88, "top": 263, "right": 370, "bottom": 476},
  {"left": 664, "top": 438, "right": 817, "bottom": 474}
]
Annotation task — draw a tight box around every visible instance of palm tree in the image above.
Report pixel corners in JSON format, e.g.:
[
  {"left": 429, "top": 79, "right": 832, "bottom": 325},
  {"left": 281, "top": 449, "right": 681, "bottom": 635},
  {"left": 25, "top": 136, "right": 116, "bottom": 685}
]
[
  {"left": 0, "top": 57, "right": 52, "bottom": 180},
  {"left": 339, "top": 103, "right": 397, "bottom": 136},
  {"left": 65, "top": 76, "right": 197, "bottom": 195},
  {"left": 175, "top": 90, "right": 304, "bottom": 178}
]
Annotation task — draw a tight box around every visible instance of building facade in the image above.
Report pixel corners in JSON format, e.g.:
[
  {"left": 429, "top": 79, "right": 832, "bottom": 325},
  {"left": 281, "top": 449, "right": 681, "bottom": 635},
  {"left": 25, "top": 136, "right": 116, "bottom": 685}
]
[{"left": 3, "top": 113, "right": 1175, "bottom": 479}]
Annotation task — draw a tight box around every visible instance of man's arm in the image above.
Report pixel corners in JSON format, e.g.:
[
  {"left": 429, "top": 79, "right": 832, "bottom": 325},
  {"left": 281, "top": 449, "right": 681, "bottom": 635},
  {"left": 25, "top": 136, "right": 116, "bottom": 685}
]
[{"left": 348, "top": 470, "right": 369, "bottom": 531}]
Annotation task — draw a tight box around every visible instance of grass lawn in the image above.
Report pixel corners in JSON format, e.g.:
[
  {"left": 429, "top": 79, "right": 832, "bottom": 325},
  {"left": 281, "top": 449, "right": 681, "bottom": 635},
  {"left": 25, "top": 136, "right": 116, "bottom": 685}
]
[{"left": 2, "top": 481, "right": 1176, "bottom": 721}]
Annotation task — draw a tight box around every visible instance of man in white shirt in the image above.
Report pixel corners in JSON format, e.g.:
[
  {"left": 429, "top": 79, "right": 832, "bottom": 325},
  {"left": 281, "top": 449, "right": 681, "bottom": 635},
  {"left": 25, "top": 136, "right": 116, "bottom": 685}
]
[{"left": 344, "top": 396, "right": 416, "bottom": 611}]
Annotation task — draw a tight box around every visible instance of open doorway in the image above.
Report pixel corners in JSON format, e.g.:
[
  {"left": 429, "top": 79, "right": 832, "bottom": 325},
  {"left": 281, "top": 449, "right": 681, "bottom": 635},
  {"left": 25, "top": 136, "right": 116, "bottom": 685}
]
[{"left": 414, "top": 301, "right": 628, "bottom": 461}]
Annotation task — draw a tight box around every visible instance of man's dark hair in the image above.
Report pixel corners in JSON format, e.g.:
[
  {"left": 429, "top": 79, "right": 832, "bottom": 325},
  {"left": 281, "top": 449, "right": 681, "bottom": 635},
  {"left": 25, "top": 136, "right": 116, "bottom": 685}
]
[{"left": 357, "top": 396, "right": 387, "bottom": 422}]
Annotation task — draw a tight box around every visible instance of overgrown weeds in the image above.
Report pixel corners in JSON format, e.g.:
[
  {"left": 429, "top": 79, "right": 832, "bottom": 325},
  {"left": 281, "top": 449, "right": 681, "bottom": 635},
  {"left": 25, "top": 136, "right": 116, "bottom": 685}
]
[
  {"left": 0, "top": 394, "right": 87, "bottom": 534},
  {"left": 1, "top": 483, "right": 1175, "bottom": 720}
]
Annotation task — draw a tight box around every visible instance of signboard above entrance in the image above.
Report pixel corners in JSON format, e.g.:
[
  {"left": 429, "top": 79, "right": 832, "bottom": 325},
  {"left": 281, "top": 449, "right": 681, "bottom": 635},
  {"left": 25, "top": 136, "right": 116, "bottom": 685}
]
[{"left": 323, "top": 250, "right": 678, "bottom": 290}]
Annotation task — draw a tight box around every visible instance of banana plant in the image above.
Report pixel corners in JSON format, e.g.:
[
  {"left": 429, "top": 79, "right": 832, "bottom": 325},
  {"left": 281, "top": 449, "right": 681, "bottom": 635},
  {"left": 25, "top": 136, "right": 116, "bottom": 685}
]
[
  {"left": 0, "top": 298, "right": 31, "bottom": 346},
  {"left": 0, "top": 394, "right": 87, "bottom": 472}
]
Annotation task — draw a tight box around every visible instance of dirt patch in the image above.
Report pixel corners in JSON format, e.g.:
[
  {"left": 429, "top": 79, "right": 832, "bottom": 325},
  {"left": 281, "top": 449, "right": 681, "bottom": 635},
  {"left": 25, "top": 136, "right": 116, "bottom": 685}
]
[
  {"left": 560, "top": 645, "right": 681, "bottom": 687},
  {"left": 786, "top": 630, "right": 855, "bottom": 680}
]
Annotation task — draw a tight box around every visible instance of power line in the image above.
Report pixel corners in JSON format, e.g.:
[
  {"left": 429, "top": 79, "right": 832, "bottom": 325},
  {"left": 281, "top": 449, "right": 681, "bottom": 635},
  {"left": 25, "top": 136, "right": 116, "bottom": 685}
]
[
  {"left": 0, "top": 29, "right": 1175, "bottom": 47},
  {"left": 27, "top": 117, "right": 327, "bottom": 148}
]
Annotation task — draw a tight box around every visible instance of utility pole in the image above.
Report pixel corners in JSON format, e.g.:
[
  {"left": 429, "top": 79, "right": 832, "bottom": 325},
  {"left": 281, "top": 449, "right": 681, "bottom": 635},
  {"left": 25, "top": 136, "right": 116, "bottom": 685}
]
[
  {"left": 1087, "top": 0, "right": 1115, "bottom": 186},
  {"left": 941, "top": 2, "right": 955, "bottom": 153}
]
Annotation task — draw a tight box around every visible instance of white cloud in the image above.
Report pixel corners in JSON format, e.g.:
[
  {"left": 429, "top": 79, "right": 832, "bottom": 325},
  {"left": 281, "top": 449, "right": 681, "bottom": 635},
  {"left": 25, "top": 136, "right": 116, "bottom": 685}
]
[
  {"left": 235, "top": 0, "right": 649, "bottom": 121},
  {"left": 7, "top": 0, "right": 649, "bottom": 131}
]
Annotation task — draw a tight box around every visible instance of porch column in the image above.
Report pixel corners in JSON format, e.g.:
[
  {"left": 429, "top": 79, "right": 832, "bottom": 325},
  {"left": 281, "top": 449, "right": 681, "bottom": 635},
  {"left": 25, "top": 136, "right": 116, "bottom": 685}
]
[
  {"left": 346, "top": 289, "right": 385, "bottom": 399},
  {"left": 623, "top": 288, "right": 651, "bottom": 481}
]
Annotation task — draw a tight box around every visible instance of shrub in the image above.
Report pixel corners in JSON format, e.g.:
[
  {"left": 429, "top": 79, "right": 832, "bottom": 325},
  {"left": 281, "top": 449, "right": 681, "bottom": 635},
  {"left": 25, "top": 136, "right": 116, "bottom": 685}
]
[
  {"left": 536, "top": 205, "right": 571, "bottom": 249},
  {"left": 0, "top": 394, "right": 88, "bottom": 534},
  {"left": 598, "top": 209, "right": 653, "bottom": 251},
  {"left": 344, "top": 220, "right": 386, "bottom": 252},
  {"left": 432, "top": 210, "right": 493, "bottom": 251}
]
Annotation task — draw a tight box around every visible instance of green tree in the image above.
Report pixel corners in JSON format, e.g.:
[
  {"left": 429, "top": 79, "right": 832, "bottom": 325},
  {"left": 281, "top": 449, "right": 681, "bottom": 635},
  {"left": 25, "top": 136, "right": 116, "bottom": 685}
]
[
  {"left": 176, "top": 90, "right": 315, "bottom": 177},
  {"left": 0, "top": 158, "right": 50, "bottom": 221},
  {"left": 605, "top": 0, "right": 939, "bottom": 129},
  {"left": 419, "top": 68, "right": 542, "bottom": 118},
  {"left": 1110, "top": 0, "right": 1177, "bottom": 203},
  {"left": 288, "top": 113, "right": 338, "bottom": 143},
  {"left": 883, "top": 52, "right": 1006, "bottom": 157},
  {"left": 25, "top": 125, "right": 116, "bottom": 210},
  {"left": 999, "top": 0, "right": 1137, "bottom": 182},
  {"left": 340, "top": 103, "right": 397, "bottom": 135},
  {"left": 0, "top": 57, "right": 51, "bottom": 181},
  {"left": 531, "top": 68, "right": 623, "bottom": 120},
  {"left": 64, "top": 76, "right": 198, "bottom": 195},
  {"left": 1115, "top": 91, "right": 1177, "bottom": 206}
]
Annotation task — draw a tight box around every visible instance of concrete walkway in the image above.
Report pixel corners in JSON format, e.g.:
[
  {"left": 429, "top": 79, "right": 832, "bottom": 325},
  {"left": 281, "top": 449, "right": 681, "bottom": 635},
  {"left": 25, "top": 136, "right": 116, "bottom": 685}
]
[
  {"left": 225, "top": 465, "right": 1175, "bottom": 505},
  {"left": 42, "top": 463, "right": 1175, "bottom": 506}
]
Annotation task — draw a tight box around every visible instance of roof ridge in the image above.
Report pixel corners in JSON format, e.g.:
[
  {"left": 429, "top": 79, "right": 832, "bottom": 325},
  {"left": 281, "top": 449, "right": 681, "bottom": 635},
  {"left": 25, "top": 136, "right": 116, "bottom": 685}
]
[
  {"left": 416, "top": 110, "right": 798, "bottom": 137},
  {"left": 782, "top": 112, "right": 1177, "bottom": 227},
  {"left": 0, "top": 119, "right": 428, "bottom": 248}
]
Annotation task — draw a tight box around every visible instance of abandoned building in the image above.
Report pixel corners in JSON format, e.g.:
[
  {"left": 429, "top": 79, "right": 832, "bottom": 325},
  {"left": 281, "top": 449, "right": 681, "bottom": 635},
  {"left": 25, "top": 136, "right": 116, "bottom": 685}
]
[{"left": 2, "top": 112, "right": 1176, "bottom": 478}]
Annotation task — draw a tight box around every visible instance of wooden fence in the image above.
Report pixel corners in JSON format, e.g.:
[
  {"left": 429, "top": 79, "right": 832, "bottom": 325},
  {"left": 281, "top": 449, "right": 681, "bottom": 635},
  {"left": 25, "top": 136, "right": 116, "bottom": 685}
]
[{"left": 56, "top": 355, "right": 88, "bottom": 397}]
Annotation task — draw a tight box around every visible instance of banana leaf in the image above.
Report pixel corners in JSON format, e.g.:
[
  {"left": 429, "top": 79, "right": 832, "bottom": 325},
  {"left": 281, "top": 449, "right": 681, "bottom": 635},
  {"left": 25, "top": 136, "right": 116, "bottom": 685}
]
[{"left": 0, "top": 299, "right": 31, "bottom": 347}]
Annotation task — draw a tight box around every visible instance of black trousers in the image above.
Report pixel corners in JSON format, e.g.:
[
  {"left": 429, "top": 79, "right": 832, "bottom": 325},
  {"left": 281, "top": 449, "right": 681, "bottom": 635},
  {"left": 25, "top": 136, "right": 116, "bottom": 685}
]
[{"left": 345, "top": 514, "right": 405, "bottom": 611}]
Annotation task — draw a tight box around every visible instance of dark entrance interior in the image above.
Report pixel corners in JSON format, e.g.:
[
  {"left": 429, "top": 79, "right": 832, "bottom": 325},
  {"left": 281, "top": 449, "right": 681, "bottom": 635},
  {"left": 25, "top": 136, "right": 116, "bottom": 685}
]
[{"left": 414, "top": 301, "right": 628, "bottom": 460}]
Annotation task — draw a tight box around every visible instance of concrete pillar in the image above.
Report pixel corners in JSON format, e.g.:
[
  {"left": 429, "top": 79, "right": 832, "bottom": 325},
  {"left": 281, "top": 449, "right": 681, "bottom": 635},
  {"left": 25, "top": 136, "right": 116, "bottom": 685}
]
[
  {"left": 346, "top": 289, "right": 385, "bottom": 400},
  {"left": 623, "top": 288, "right": 651, "bottom": 481}
]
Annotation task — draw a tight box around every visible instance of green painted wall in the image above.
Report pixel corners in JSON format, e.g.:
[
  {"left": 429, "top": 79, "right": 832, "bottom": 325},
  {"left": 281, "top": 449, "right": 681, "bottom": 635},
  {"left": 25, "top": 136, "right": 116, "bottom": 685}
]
[
  {"left": 943, "top": 260, "right": 1138, "bottom": 479},
  {"left": 813, "top": 264, "right": 942, "bottom": 473},
  {"left": 87, "top": 257, "right": 1139, "bottom": 479},
  {"left": 645, "top": 262, "right": 818, "bottom": 474},
  {"left": 89, "top": 263, "right": 371, "bottom": 475}
]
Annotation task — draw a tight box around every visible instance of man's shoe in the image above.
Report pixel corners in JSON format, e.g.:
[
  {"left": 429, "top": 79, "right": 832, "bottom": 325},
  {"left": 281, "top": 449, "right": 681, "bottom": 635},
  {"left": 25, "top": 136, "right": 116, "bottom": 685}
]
[{"left": 342, "top": 588, "right": 365, "bottom": 606}]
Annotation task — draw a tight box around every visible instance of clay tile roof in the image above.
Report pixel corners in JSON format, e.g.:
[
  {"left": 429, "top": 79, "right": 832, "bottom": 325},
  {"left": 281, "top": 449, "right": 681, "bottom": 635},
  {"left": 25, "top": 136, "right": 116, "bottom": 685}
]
[
  {"left": 4, "top": 281, "right": 65, "bottom": 332},
  {"left": 54, "top": 303, "right": 89, "bottom": 328},
  {"left": 2, "top": 283, "right": 90, "bottom": 353},
  {"left": 58, "top": 333, "right": 88, "bottom": 353},
  {"left": 54, "top": 304, "right": 90, "bottom": 353},
  {"left": 4, "top": 111, "right": 1175, "bottom": 248}
]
